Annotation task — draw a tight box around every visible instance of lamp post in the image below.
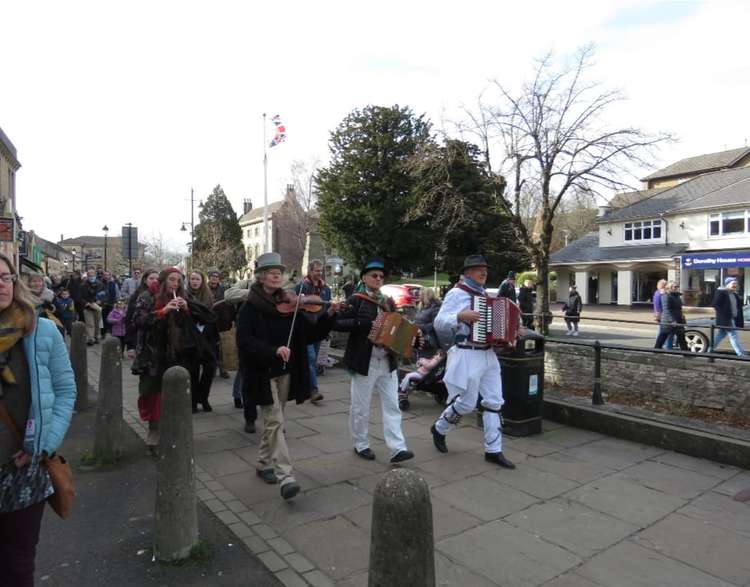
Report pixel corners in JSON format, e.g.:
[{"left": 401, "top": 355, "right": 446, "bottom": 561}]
[
  {"left": 102, "top": 225, "right": 109, "bottom": 271},
  {"left": 180, "top": 188, "right": 202, "bottom": 272},
  {"left": 71, "top": 250, "right": 77, "bottom": 272}
]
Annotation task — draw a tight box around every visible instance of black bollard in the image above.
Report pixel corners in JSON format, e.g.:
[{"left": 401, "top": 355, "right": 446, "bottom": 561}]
[
  {"left": 369, "top": 469, "right": 435, "bottom": 587},
  {"left": 154, "top": 366, "right": 199, "bottom": 561},
  {"left": 70, "top": 321, "right": 89, "bottom": 411},
  {"left": 93, "top": 336, "right": 123, "bottom": 461}
]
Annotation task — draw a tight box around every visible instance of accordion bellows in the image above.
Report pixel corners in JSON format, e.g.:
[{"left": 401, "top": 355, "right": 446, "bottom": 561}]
[{"left": 367, "top": 312, "right": 419, "bottom": 360}]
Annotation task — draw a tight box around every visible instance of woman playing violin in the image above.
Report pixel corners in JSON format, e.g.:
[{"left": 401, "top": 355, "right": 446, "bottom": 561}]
[{"left": 236, "top": 252, "right": 338, "bottom": 501}]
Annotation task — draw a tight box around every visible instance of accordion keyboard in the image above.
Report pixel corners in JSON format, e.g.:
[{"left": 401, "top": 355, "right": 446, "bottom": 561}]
[{"left": 471, "top": 296, "right": 488, "bottom": 343}]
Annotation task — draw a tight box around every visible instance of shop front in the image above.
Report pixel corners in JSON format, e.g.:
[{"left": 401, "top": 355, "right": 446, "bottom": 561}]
[{"left": 680, "top": 250, "right": 750, "bottom": 307}]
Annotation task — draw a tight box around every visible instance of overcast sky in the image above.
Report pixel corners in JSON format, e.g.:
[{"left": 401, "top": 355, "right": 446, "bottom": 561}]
[{"left": 2, "top": 0, "right": 748, "bottom": 254}]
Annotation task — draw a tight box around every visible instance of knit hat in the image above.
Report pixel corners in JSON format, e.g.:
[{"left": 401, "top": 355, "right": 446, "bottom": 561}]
[
  {"left": 507, "top": 271, "right": 516, "bottom": 279},
  {"left": 207, "top": 268, "right": 220, "bottom": 277},
  {"left": 158, "top": 266, "right": 183, "bottom": 282},
  {"left": 360, "top": 258, "right": 386, "bottom": 278},
  {"left": 725, "top": 277, "right": 738, "bottom": 286}
]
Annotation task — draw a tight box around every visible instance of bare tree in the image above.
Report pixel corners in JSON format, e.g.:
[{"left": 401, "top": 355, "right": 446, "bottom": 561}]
[
  {"left": 143, "top": 232, "right": 182, "bottom": 269},
  {"left": 284, "top": 159, "right": 321, "bottom": 267},
  {"left": 473, "top": 45, "right": 671, "bottom": 331}
]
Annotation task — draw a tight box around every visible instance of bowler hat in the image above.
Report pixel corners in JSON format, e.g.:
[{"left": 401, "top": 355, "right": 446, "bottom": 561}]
[
  {"left": 255, "top": 252, "right": 286, "bottom": 273},
  {"left": 461, "top": 255, "right": 489, "bottom": 273},
  {"left": 360, "top": 259, "right": 386, "bottom": 278}
]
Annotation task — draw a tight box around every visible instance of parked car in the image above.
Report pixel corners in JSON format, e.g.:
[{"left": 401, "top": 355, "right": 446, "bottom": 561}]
[
  {"left": 381, "top": 284, "right": 422, "bottom": 311},
  {"left": 683, "top": 304, "right": 750, "bottom": 353}
]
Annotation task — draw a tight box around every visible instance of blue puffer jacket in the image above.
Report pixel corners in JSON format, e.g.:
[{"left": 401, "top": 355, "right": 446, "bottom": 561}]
[{"left": 22, "top": 318, "right": 76, "bottom": 455}]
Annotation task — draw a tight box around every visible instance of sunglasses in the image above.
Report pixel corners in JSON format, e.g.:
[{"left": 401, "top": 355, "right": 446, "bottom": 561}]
[{"left": 366, "top": 273, "right": 385, "bottom": 280}]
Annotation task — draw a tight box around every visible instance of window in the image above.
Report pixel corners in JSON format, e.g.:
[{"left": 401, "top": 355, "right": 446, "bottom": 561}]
[
  {"left": 624, "top": 219, "right": 661, "bottom": 242},
  {"left": 708, "top": 210, "right": 750, "bottom": 237},
  {"left": 254, "top": 227, "right": 260, "bottom": 237}
]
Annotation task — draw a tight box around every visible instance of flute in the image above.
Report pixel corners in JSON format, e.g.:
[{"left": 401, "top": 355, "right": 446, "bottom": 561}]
[{"left": 173, "top": 290, "right": 179, "bottom": 312}]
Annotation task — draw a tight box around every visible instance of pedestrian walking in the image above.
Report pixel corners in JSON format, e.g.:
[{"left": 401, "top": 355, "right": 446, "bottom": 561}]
[
  {"left": 563, "top": 284, "right": 583, "bottom": 336},
  {"left": 236, "top": 253, "right": 337, "bottom": 500},
  {"left": 186, "top": 271, "right": 219, "bottom": 412},
  {"left": 0, "top": 252, "right": 76, "bottom": 586},
  {"left": 53, "top": 289, "right": 76, "bottom": 336},
  {"left": 518, "top": 279, "right": 535, "bottom": 329},
  {"left": 333, "top": 259, "right": 414, "bottom": 464},
  {"left": 124, "top": 270, "right": 158, "bottom": 358},
  {"left": 81, "top": 268, "right": 104, "bottom": 345},
  {"left": 223, "top": 275, "right": 256, "bottom": 430},
  {"left": 653, "top": 279, "right": 674, "bottom": 349},
  {"left": 294, "top": 259, "right": 331, "bottom": 405},
  {"left": 712, "top": 277, "right": 746, "bottom": 356},
  {"left": 654, "top": 281, "right": 689, "bottom": 351},
  {"left": 100, "top": 270, "right": 120, "bottom": 336},
  {"left": 120, "top": 268, "right": 142, "bottom": 300},
  {"left": 105, "top": 298, "right": 128, "bottom": 355},
  {"left": 498, "top": 271, "right": 518, "bottom": 303}
]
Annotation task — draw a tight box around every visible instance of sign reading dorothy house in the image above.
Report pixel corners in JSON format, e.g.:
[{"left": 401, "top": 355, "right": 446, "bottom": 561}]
[{"left": 681, "top": 250, "right": 750, "bottom": 269}]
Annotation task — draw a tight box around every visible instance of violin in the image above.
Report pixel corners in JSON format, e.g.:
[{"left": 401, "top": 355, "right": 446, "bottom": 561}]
[{"left": 276, "top": 291, "right": 345, "bottom": 316}]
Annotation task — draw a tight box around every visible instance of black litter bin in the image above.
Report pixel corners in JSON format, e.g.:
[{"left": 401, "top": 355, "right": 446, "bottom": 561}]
[{"left": 496, "top": 332, "right": 544, "bottom": 436}]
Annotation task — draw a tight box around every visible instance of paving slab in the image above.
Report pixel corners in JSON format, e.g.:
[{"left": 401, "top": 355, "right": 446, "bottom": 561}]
[
  {"left": 505, "top": 498, "right": 638, "bottom": 558},
  {"left": 195, "top": 449, "right": 255, "bottom": 477},
  {"left": 678, "top": 490, "right": 750, "bottom": 537},
  {"left": 576, "top": 540, "right": 732, "bottom": 587},
  {"left": 432, "top": 475, "right": 539, "bottom": 521},
  {"left": 565, "top": 475, "right": 686, "bottom": 527},
  {"left": 615, "top": 459, "right": 722, "bottom": 499},
  {"left": 635, "top": 513, "right": 750, "bottom": 585},
  {"left": 564, "top": 437, "right": 665, "bottom": 470},
  {"left": 437, "top": 520, "right": 581, "bottom": 587},
  {"left": 647, "top": 451, "right": 740, "bottom": 480},
  {"left": 534, "top": 426, "right": 606, "bottom": 449},
  {"left": 192, "top": 428, "right": 257, "bottom": 454},
  {"left": 713, "top": 471, "right": 750, "bottom": 496},
  {"left": 434, "top": 551, "right": 497, "bottom": 587},
  {"left": 483, "top": 463, "right": 579, "bottom": 500},
  {"left": 524, "top": 451, "right": 616, "bottom": 484}
]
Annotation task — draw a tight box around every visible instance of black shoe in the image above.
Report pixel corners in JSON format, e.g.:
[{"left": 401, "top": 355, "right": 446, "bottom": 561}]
[
  {"left": 256, "top": 468, "right": 277, "bottom": 484},
  {"left": 280, "top": 481, "right": 300, "bottom": 500},
  {"left": 390, "top": 450, "right": 414, "bottom": 464},
  {"left": 234, "top": 398, "right": 243, "bottom": 409},
  {"left": 485, "top": 452, "right": 516, "bottom": 469},
  {"left": 220, "top": 370, "right": 230, "bottom": 379},
  {"left": 244, "top": 421, "right": 256, "bottom": 433},
  {"left": 201, "top": 401, "right": 213, "bottom": 412},
  {"left": 310, "top": 391, "right": 324, "bottom": 404},
  {"left": 354, "top": 447, "right": 376, "bottom": 461},
  {"left": 431, "top": 424, "right": 447, "bottom": 453}
]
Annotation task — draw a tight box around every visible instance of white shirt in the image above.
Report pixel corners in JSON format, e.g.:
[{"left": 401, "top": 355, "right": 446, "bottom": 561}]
[{"left": 434, "top": 287, "right": 472, "bottom": 344}]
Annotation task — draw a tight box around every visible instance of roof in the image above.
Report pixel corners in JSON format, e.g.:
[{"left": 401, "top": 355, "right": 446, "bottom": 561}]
[
  {"left": 0, "top": 126, "right": 20, "bottom": 167},
  {"left": 550, "top": 232, "right": 687, "bottom": 265},
  {"left": 642, "top": 146, "right": 750, "bottom": 181},
  {"left": 604, "top": 166, "right": 750, "bottom": 222},
  {"left": 607, "top": 187, "right": 671, "bottom": 210},
  {"left": 61, "top": 235, "right": 143, "bottom": 246},
  {"left": 238, "top": 200, "right": 285, "bottom": 225}
]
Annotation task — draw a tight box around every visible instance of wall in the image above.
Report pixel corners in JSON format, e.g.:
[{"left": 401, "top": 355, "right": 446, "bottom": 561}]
[
  {"left": 599, "top": 220, "right": 667, "bottom": 248},
  {"left": 544, "top": 341, "right": 750, "bottom": 416},
  {"left": 670, "top": 209, "right": 750, "bottom": 251}
]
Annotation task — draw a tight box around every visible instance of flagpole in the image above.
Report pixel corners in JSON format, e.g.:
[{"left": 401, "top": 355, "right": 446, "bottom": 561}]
[{"left": 262, "top": 113, "right": 269, "bottom": 253}]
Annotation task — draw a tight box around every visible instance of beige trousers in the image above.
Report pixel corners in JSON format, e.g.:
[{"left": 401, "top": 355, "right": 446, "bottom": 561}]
[
  {"left": 83, "top": 304, "right": 102, "bottom": 341},
  {"left": 257, "top": 375, "right": 295, "bottom": 486}
]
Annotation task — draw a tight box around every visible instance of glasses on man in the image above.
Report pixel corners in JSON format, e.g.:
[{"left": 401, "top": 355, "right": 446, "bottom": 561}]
[
  {"left": 366, "top": 273, "right": 385, "bottom": 280},
  {"left": 0, "top": 273, "right": 18, "bottom": 284}
]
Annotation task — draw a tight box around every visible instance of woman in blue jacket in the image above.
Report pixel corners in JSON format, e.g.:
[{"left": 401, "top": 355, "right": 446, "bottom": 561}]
[{"left": 0, "top": 253, "right": 76, "bottom": 585}]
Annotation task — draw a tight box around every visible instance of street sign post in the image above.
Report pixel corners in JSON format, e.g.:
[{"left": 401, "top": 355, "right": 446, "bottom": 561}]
[{"left": 121, "top": 224, "right": 138, "bottom": 275}]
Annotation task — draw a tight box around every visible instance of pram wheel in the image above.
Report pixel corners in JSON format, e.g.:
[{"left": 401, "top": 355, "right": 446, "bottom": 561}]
[{"left": 399, "top": 398, "right": 410, "bottom": 411}]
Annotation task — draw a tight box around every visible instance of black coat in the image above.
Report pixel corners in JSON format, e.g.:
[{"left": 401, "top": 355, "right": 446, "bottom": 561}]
[
  {"left": 236, "top": 297, "right": 333, "bottom": 407},
  {"left": 563, "top": 291, "right": 582, "bottom": 317},
  {"left": 498, "top": 279, "right": 517, "bottom": 303},
  {"left": 334, "top": 294, "right": 398, "bottom": 376},
  {"left": 713, "top": 288, "right": 745, "bottom": 328},
  {"left": 518, "top": 286, "right": 534, "bottom": 314},
  {"left": 661, "top": 292, "right": 685, "bottom": 325}
]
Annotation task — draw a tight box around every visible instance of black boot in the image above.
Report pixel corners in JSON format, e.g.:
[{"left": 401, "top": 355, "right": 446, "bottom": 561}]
[
  {"left": 485, "top": 452, "right": 515, "bottom": 469},
  {"left": 431, "top": 424, "right": 447, "bottom": 453}
]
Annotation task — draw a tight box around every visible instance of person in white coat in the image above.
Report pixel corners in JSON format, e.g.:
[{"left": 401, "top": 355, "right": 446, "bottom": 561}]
[{"left": 430, "top": 255, "right": 515, "bottom": 469}]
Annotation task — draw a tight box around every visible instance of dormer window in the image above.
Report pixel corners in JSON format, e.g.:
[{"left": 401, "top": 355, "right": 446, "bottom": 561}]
[{"left": 624, "top": 219, "right": 661, "bottom": 242}]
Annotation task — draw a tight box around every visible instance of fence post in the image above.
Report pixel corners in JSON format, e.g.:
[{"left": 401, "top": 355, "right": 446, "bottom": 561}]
[
  {"left": 154, "top": 366, "right": 198, "bottom": 562},
  {"left": 592, "top": 340, "right": 604, "bottom": 405},
  {"left": 369, "top": 469, "right": 435, "bottom": 587},
  {"left": 93, "top": 336, "right": 123, "bottom": 461},
  {"left": 70, "top": 321, "right": 89, "bottom": 411}
]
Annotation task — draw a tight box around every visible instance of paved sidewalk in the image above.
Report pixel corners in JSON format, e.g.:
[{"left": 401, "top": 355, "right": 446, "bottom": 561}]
[{"left": 88, "top": 345, "right": 750, "bottom": 587}]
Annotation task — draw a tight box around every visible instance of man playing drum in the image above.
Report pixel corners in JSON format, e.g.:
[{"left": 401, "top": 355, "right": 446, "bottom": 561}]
[
  {"left": 430, "top": 255, "right": 516, "bottom": 469},
  {"left": 333, "top": 259, "right": 414, "bottom": 464}
]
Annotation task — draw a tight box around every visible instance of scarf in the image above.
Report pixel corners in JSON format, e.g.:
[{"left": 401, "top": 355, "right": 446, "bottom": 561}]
[
  {"left": 0, "top": 304, "right": 30, "bottom": 387},
  {"left": 303, "top": 275, "right": 326, "bottom": 294},
  {"left": 247, "top": 281, "right": 285, "bottom": 316},
  {"left": 461, "top": 276, "right": 486, "bottom": 296},
  {"left": 354, "top": 280, "right": 385, "bottom": 305}
]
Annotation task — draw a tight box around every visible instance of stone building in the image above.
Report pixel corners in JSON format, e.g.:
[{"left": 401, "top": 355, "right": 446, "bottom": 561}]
[
  {"left": 0, "top": 126, "right": 20, "bottom": 265},
  {"left": 61, "top": 235, "right": 145, "bottom": 275},
  {"left": 551, "top": 146, "right": 750, "bottom": 307}
]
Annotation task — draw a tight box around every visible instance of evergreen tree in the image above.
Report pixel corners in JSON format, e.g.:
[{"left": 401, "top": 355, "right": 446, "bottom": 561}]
[
  {"left": 193, "top": 184, "right": 246, "bottom": 274},
  {"left": 316, "top": 105, "right": 434, "bottom": 273},
  {"left": 409, "top": 139, "right": 530, "bottom": 283}
]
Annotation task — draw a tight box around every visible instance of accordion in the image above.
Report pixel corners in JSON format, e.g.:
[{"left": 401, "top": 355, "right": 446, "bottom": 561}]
[
  {"left": 470, "top": 296, "right": 521, "bottom": 347},
  {"left": 368, "top": 312, "right": 419, "bottom": 361}
]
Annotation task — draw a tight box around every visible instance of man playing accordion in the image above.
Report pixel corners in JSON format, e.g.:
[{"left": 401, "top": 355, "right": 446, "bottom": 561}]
[{"left": 430, "top": 255, "right": 516, "bottom": 469}]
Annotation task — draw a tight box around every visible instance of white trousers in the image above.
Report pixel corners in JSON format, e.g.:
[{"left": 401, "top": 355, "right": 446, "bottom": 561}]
[
  {"left": 434, "top": 347, "right": 504, "bottom": 453},
  {"left": 350, "top": 355, "right": 408, "bottom": 457}
]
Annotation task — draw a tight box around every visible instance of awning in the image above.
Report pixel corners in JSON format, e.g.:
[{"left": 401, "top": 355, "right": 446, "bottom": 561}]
[
  {"left": 681, "top": 250, "right": 750, "bottom": 269},
  {"left": 20, "top": 256, "right": 44, "bottom": 274}
]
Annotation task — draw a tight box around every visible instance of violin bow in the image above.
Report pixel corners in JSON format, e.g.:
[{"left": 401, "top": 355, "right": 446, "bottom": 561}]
[{"left": 282, "top": 290, "right": 304, "bottom": 370}]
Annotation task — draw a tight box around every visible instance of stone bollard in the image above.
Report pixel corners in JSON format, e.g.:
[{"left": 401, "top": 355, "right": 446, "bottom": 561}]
[
  {"left": 369, "top": 469, "right": 435, "bottom": 587},
  {"left": 93, "top": 336, "right": 123, "bottom": 461},
  {"left": 70, "top": 321, "right": 89, "bottom": 411},
  {"left": 154, "top": 366, "right": 199, "bottom": 561}
]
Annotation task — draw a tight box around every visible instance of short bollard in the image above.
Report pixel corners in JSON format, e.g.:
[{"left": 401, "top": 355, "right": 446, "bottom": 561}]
[
  {"left": 154, "top": 366, "right": 198, "bottom": 561},
  {"left": 93, "top": 336, "right": 123, "bottom": 461},
  {"left": 70, "top": 322, "right": 89, "bottom": 411},
  {"left": 369, "top": 469, "right": 435, "bottom": 587}
]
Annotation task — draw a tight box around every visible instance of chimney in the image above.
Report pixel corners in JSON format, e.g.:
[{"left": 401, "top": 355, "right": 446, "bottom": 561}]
[
  {"left": 597, "top": 205, "right": 612, "bottom": 218},
  {"left": 243, "top": 199, "right": 253, "bottom": 214}
]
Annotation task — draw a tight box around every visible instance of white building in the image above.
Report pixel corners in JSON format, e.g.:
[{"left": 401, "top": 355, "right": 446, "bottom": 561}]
[{"left": 550, "top": 146, "right": 750, "bottom": 307}]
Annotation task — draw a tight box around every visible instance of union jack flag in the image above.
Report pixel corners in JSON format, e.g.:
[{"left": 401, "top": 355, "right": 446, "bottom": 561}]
[{"left": 269, "top": 114, "right": 287, "bottom": 147}]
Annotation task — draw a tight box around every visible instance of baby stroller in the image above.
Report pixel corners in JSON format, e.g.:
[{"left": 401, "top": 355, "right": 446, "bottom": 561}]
[{"left": 398, "top": 353, "right": 449, "bottom": 410}]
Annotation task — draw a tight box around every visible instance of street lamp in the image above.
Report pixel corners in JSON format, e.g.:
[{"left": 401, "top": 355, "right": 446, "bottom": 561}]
[
  {"left": 71, "top": 250, "right": 77, "bottom": 272},
  {"left": 180, "top": 188, "right": 203, "bottom": 272},
  {"left": 102, "top": 225, "right": 109, "bottom": 271}
]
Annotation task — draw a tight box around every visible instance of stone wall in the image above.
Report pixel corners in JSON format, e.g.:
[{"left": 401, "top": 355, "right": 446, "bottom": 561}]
[{"left": 544, "top": 341, "right": 750, "bottom": 416}]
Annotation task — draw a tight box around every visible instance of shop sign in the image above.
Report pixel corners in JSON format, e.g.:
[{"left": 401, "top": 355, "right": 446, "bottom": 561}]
[
  {"left": 681, "top": 250, "right": 750, "bottom": 269},
  {"left": 0, "top": 218, "right": 13, "bottom": 242}
]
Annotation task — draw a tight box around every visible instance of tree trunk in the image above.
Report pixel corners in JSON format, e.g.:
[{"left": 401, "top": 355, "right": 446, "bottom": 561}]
[{"left": 534, "top": 207, "right": 554, "bottom": 335}]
